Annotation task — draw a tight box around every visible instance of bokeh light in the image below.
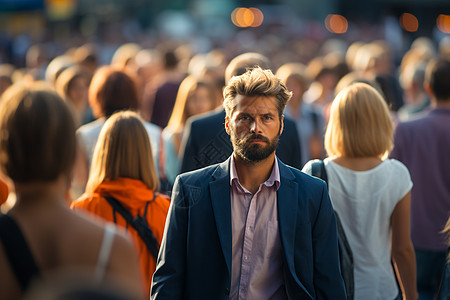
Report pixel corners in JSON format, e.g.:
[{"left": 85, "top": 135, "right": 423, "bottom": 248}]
[
  {"left": 437, "top": 14, "right": 450, "bottom": 34},
  {"left": 400, "top": 13, "right": 419, "bottom": 32},
  {"left": 231, "top": 7, "right": 264, "bottom": 28},
  {"left": 249, "top": 8, "right": 264, "bottom": 27},
  {"left": 324, "top": 14, "right": 348, "bottom": 34}
]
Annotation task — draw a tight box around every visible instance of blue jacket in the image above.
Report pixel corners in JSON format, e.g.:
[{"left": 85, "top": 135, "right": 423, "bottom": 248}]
[{"left": 151, "top": 157, "right": 346, "bottom": 300}]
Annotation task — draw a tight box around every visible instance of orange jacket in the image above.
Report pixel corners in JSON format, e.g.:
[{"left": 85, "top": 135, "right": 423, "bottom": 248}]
[{"left": 71, "top": 178, "right": 170, "bottom": 297}]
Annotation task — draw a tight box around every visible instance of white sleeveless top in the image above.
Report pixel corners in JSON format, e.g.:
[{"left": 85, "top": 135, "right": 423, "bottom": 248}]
[{"left": 323, "top": 158, "right": 412, "bottom": 300}]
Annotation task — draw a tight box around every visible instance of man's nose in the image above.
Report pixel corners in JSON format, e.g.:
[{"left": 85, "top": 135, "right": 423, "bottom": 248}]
[{"left": 250, "top": 120, "right": 260, "bottom": 133}]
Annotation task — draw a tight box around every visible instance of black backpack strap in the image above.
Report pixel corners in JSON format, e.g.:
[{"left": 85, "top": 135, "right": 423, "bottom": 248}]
[
  {"left": 310, "top": 159, "right": 328, "bottom": 187},
  {"left": 0, "top": 214, "right": 40, "bottom": 290},
  {"left": 104, "top": 196, "right": 160, "bottom": 261},
  {"left": 308, "top": 160, "right": 354, "bottom": 299}
]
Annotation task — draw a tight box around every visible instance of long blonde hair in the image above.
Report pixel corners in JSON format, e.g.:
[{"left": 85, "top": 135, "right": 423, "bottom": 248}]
[
  {"left": 166, "top": 75, "right": 215, "bottom": 132},
  {"left": 86, "top": 111, "right": 159, "bottom": 193}
]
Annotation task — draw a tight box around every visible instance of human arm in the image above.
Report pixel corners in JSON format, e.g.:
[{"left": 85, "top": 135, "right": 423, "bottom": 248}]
[
  {"left": 391, "top": 191, "right": 418, "bottom": 300},
  {"left": 150, "top": 176, "right": 187, "bottom": 299}
]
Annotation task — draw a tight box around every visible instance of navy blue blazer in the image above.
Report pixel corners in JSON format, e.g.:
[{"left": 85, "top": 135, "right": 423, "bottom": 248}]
[
  {"left": 151, "top": 157, "right": 346, "bottom": 300},
  {"left": 179, "top": 109, "right": 302, "bottom": 173}
]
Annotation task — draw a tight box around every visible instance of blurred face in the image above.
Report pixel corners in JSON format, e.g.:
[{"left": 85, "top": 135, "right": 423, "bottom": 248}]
[
  {"left": 186, "top": 86, "right": 214, "bottom": 117},
  {"left": 225, "top": 95, "right": 283, "bottom": 163},
  {"left": 286, "top": 77, "right": 306, "bottom": 104},
  {"left": 68, "top": 76, "right": 89, "bottom": 109}
]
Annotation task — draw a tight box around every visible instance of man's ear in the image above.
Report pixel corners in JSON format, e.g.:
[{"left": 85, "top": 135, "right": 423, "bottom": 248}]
[
  {"left": 225, "top": 116, "right": 231, "bottom": 135},
  {"left": 424, "top": 82, "right": 433, "bottom": 99},
  {"left": 279, "top": 114, "right": 284, "bottom": 135}
]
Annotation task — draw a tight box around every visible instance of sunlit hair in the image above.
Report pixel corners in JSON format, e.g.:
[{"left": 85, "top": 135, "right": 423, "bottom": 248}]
[
  {"left": 0, "top": 83, "right": 76, "bottom": 183},
  {"left": 224, "top": 52, "right": 271, "bottom": 84},
  {"left": 86, "top": 111, "right": 159, "bottom": 193},
  {"left": 167, "top": 75, "right": 215, "bottom": 131},
  {"left": 55, "top": 66, "right": 88, "bottom": 102},
  {"left": 88, "top": 66, "right": 138, "bottom": 118},
  {"left": 325, "top": 83, "right": 393, "bottom": 159},
  {"left": 276, "top": 63, "right": 310, "bottom": 93},
  {"left": 223, "top": 67, "right": 292, "bottom": 119}
]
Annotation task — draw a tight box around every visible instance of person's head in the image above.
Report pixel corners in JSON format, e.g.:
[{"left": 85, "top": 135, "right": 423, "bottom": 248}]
[
  {"left": 55, "top": 66, "right": 89, "bottom": 109},
  {"left": 224, "top": 52, "right": 271, "bottom": 84},
  {"left": 325, "top": 82, "right": 393, "bottom": 159},
  {"left": 223, "top": 67, "right": 291, "bottom": 163},
  {"left": 223, "top": 67, "right": 291, "bottom": 120},
  {"left": 275, "top": 63, "right": 310, "bottom": 103},
  {"left": 424, "top": 58, "right": 450, "bottom": 102},
  {"left": 88, "top": 66, "right": 139, "bottom": 118},
  {"left": 111, "top": 43, "right": 142, "bottom": 71},
  {"left": 86, "top": 111, "right": 159, "bottom": 193},
  {"left": 167, "top": 76, "right": 216, "bottom": 131},
  {"left": 45, "top": 55, "right": 75, "bottom": 84},
  {"left": 0, "top": 83, "right": 76, "bottom": 184}
]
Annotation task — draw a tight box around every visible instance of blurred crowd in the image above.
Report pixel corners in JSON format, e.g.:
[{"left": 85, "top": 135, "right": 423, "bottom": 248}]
[{"left": 0, "top": 20, "right": 450, "bottom": 300}]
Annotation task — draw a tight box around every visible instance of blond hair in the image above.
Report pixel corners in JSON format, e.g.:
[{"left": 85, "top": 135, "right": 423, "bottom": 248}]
[
  {"left": 275, "top": 63, "right": 310, "bottom": 92},
  {"left": 86, "top": 111, "right": 159, "bottom": 193},
  {"left": 167, "top": 75, "right": 215, "bottom": 131},
  {"left": 223, "top": 67, "right": 291, "bottom": 119},
  {"left": 325, "top": 83, "right": 393, "bottom": 158}
]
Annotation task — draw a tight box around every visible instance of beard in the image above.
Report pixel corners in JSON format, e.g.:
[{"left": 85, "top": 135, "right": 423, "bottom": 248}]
[{"left": 230, "top": 130, "right": 280, "bottom": 163}]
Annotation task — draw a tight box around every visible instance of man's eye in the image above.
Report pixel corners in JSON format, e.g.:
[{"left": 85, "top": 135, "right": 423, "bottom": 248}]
[
  {"left": 263, "top": 115, "right": 273, "bottom": 120},
  {"left": 239, "top": 116, "right": 250, "bottom": 120}
]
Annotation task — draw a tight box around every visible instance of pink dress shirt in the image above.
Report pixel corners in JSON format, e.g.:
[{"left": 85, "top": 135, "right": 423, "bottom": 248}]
[{"left": 229, "top": 156, "right": 287, "bottom": 300}]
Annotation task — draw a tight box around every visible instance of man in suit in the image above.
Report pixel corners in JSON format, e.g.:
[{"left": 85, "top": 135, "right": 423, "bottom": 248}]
[
  {"left": 180, "top": 52, "right": 302, "bottom": 173},
  {"left": 151, "top": 67, "right": 346, "bottom": 299}
]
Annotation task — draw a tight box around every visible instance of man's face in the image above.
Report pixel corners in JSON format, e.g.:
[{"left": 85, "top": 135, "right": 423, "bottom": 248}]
[{"left": 225, "top": 95, "right": 283, "bottom": 163}]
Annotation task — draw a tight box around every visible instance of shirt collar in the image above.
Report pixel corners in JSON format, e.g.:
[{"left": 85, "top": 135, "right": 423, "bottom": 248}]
[{"left": 230, "top": 154, "right": 281, "bottom": 191}]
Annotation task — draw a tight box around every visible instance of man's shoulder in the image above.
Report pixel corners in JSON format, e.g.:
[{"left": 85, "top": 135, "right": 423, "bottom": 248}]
[
  {"left": 279, "top": 160, "right": 325, "bottom": 188},
  {"left": 178, "top": 160, "right": 228, "bottom": 183},
  {"left": 188, "top": 109, "right": 225, "bottom": 128}
]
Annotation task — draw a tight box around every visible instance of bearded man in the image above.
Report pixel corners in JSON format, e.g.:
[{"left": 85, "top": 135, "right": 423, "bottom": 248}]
[{"left": 151, "top": 67, "right": 346, "bottom": 300}]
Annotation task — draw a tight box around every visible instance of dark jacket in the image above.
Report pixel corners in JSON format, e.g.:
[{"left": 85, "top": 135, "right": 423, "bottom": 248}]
[{"left": 151, "top": 157, "right": 346, "bottom": 300}]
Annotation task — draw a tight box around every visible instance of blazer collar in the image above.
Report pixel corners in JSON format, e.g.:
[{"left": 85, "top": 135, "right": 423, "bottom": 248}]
[
  {"left": 210, "top": 157, "right": 233, "bottom": 275},
  {"left": 276, "top": 159, "right": 298, "bottom": 264}
]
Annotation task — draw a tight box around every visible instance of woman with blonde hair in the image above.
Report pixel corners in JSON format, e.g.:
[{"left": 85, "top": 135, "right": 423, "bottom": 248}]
[
  {"left": 163, "top": 75, "right": 216, "bottom": 155},
  {"left": 71, "top": 110, "right": 170, "bottom": 298},
  {"left": 0, "top": 84, "right": 142, "bottom": 300},
  {"left": 303, "top": 83, "right": 418, "bottom": 300}
]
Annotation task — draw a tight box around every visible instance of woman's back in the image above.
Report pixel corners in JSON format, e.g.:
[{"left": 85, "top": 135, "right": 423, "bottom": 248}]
[
  {"left": 0, "top": 183, "right": 142, "bottom": 300},
  {"left": 0, "top": 84, "right": 143, "bottom": 299},
  {"left": 304, "top": 82, "right": 417, "bottom": 299},
  {"left": 72, "top": 177, "right": 170, "bottom": 295},
  {"left": 324, "top": 158, "right": 412, "bottom": 299}
]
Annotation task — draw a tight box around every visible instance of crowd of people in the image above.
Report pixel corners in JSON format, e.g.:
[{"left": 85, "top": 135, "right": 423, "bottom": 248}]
[{"left": 0, "top": 27, "right": 449, "bottom": 300}]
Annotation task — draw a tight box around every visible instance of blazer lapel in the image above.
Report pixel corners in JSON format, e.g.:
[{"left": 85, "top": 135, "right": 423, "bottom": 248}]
[
  {"left": 277, "top": 160, "right": 299, "bottom": 273},
  {"left": 210, "top": 158, "right": 232, "bottom": 276}
]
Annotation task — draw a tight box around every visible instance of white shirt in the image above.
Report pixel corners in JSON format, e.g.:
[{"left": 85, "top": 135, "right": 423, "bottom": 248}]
[{"left": 304, "top": 158, "right": 412, "bottom": 300}]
